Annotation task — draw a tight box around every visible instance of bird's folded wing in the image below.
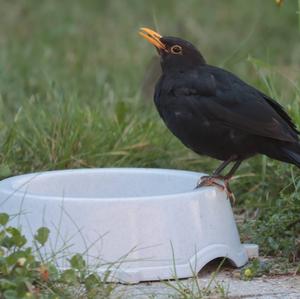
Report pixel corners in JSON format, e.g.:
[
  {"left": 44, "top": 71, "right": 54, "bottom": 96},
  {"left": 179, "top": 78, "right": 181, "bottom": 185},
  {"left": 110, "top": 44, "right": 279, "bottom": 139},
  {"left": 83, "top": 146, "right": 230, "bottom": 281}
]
[
  {"left": 179, "top": 69, "right": 299, "bottom": 143},
  {"left": 203, "top": 95, "right": 297, "bottom": 142}
]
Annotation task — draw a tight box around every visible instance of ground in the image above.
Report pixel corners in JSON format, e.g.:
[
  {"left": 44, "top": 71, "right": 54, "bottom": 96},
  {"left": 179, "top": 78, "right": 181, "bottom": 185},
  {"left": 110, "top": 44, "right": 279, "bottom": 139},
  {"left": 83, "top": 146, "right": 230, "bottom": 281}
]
[
  {"left": 116, "top": 260, "right": 300, "bottom": 298},
  {"left": 119, "top": 273, "right": 300, "bottom": 299}
]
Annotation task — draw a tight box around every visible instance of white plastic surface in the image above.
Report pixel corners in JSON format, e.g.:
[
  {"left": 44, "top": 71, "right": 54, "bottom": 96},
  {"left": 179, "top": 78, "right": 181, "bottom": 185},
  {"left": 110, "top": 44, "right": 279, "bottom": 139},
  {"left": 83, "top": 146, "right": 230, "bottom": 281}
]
[{"left": 0, "top": 168, "right": 257, "bottom": 283}]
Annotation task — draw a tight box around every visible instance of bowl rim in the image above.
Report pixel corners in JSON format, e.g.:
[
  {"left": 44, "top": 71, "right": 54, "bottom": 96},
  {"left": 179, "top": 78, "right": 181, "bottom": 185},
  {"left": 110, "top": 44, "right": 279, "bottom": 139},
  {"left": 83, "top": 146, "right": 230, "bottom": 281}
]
[{"left": 0, "top": 168, "right": 216, "bottom": 202}]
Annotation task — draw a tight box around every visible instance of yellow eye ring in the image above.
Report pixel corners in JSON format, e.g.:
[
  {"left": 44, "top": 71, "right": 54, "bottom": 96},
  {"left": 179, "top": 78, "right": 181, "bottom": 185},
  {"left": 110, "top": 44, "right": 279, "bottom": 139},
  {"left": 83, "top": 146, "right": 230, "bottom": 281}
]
[{"left": 170, "top": 45, "right": 182, "bottom": 55}]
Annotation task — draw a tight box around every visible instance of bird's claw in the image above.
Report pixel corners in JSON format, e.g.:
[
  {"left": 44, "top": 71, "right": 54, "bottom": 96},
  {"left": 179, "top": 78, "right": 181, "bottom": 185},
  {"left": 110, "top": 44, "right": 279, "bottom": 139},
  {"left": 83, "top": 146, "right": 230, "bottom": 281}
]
[
  {"left": 195, "top": 176, "right": 235, "bottom": 203},
  {"left": 196, "top": 176, "right": 225, "bottom": 190}
]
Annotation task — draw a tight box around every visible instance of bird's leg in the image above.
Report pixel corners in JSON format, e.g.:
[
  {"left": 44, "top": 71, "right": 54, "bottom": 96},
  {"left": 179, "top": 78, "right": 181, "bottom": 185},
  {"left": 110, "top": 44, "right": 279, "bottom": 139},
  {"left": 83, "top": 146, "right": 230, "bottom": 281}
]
[
  {"left": 220, "top": 160, "right": 242, "bottom": 202},
  {"left": 196, "top": 156, "right": 237, "bottom": 186},
  {"left": 223, "top": 160, "right": 242, "bottom": 179},
  {"left": 196, "top": 158, "right": 242, "bottom": 202}
]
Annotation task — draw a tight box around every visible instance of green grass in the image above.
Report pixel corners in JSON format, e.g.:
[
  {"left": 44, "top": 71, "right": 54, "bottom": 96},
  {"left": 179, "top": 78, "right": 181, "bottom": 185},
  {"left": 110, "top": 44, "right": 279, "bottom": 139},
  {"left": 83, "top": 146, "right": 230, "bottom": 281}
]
[
  {"left": 0, "top": 0, "right": 300, "bottom": 297},
  {"left": 0, "top": 213, "right": 119, "bottom": 298}
]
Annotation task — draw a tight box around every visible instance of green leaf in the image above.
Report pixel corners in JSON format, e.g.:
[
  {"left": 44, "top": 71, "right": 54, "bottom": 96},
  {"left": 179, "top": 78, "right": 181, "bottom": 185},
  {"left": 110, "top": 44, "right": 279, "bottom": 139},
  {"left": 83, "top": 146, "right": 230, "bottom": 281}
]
[
  {"left": 0, "top": 259, "right": 9, "bottom": 275},
  {"left": 6, "top": 250, "right": 30, "bottom": 266},
  {"left": 3, "top": 289, "right": 18, "bottom": 299},
  {"left": 61, "top": 269, "right": 77, "bottom": 284},
  {"left": 70, "top": 253, "right": 86, "bottom": 271},
  {"left": 6, "top": 227, "right": 26, "bottom": 247},
  {"left": 47, "top": 263, "right": 59, "bottom": 280},
  {"left": 84, "top": 273, "right": 101, "bottom": 290},
  {"left": 0, "top": 213, "right": 9, "bottom": 226},
  {"left": 0, "top": 278, "right": 16, "bottom": 289},
  {"left": 34, "top": 227, "right": 50, "bottom": 246}
]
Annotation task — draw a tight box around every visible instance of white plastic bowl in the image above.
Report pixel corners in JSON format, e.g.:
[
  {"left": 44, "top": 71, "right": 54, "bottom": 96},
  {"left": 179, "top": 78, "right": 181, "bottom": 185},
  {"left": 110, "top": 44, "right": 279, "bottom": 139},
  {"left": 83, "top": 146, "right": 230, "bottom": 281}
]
[{"left": 0, "top": 168, "right": 257, "bottom": 282}]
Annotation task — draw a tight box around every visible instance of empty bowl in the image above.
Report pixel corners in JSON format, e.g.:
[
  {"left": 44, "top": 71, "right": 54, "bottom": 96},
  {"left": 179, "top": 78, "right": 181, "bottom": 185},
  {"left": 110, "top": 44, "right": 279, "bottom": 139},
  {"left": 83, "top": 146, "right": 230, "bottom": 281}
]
[{"left": 0, "top": 168, "right": 258, "bottom": 282}]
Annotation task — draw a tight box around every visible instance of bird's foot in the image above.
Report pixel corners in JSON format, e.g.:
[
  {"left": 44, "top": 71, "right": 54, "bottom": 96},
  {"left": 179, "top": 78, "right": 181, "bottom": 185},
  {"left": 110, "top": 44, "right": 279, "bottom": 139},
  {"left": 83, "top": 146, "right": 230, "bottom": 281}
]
[
  {"left": 195, "top": 175, "right": 235, "bottom": 203},
  {"left": 196, "top": 175, "right": 225, "bottom": 190}
]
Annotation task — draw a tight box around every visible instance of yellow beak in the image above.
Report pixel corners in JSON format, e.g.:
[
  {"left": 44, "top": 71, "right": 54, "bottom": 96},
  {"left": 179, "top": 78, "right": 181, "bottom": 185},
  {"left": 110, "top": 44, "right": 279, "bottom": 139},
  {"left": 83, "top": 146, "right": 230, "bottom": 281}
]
[{"left": 139, "top": 27, "right": 166, "bottom": 50}]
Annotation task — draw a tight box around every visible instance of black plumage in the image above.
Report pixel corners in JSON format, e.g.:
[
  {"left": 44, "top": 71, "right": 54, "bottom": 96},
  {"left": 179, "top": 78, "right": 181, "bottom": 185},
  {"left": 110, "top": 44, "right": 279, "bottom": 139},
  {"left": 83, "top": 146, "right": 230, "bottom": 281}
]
[{"left": 140, "top": 28, "right": 300, "bottom": 197}]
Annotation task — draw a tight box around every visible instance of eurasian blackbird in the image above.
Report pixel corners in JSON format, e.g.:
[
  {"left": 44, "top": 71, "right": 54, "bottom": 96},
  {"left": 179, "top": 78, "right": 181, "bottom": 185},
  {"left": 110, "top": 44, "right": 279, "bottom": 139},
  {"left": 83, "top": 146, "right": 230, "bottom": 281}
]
[{"left": 139, "top": 27, "right": 300, "bottom": 198}]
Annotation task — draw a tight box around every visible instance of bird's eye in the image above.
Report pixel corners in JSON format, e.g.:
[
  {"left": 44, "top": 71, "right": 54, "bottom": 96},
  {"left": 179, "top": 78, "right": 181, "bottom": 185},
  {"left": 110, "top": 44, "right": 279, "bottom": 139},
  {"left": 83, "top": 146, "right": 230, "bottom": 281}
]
[{"left": 170, "top": 45, "right": 182, "bottom": 55}]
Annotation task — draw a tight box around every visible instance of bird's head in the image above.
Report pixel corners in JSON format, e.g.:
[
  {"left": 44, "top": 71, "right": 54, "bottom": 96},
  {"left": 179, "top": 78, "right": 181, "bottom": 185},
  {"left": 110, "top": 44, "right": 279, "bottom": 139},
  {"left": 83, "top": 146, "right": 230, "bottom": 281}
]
[{"left": 139, "top": 27, "right": 206, "bottom": 72}]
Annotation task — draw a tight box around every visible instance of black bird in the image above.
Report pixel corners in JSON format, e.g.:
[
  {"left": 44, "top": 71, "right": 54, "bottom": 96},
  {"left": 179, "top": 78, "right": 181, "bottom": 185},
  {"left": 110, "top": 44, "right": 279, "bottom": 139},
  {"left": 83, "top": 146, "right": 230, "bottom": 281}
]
[{"left": 139, "top": 28, "right": 300, "bottom": 199}]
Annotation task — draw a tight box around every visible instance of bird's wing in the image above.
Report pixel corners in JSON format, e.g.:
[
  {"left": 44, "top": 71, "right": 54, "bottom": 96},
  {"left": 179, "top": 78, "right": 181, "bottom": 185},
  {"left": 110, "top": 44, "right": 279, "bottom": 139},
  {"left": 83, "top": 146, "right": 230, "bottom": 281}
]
[
  {"left": 260, "top": 93, "right": 299, "bottom": 135},
  {"left": 173, "top": 67, "right": 299, "bottom": 143}
]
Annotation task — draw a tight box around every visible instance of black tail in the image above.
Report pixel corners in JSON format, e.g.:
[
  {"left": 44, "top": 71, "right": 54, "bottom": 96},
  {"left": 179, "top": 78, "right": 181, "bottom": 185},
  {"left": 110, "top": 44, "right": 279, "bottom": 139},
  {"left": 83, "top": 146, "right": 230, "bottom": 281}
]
[
  {"left": 280, "top": 143, "right": 300, "bottom": 168},
  {"left": 259, "top": 141, "right": 300, "bottom": 168}
]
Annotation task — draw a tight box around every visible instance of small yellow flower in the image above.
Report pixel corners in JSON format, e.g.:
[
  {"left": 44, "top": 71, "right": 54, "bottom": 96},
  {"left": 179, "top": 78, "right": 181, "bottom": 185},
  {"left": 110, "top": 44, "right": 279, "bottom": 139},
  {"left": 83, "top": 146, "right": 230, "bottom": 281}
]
[
  {"left": 17, "top": 257, "right": 26, "bottom": 267},
  {"left": 244, "top": 268, "right": 252, "bottom": 277}
]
